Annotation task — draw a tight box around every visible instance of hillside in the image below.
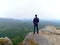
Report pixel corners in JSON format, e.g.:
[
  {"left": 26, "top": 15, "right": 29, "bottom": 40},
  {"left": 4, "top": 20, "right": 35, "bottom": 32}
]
[
  {"left": 0, "top": 18, "right": 33, "bottom": 45},
  {"left": 21, "top": 26, "right": 60, "bottom": 45},
  {"left": 0, "top": 18, "right": 60, "bottom": 45}
]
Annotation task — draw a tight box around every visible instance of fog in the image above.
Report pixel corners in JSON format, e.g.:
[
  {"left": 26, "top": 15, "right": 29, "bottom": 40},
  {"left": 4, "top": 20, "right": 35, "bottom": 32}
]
[{"left": 0, "top": 0, "right": 60, "bottom": 20}]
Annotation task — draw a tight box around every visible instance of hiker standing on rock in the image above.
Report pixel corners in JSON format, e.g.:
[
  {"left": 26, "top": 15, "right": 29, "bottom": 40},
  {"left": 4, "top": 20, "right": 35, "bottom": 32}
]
[{"left": 33, "top": 14, "right": 39, "bottom": 34}]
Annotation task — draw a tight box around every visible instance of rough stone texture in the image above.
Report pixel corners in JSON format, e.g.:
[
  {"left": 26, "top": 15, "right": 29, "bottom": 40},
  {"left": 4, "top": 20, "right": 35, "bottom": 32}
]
[
  {"left": 22, "top": 26, "right": 60, "bottom": 45},
  {"left": 0, "top": 37, "right": 13, "bottom": 45}
]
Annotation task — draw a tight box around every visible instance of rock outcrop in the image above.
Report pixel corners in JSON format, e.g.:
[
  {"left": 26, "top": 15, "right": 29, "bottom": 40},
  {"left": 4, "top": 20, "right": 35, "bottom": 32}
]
[
  {"left": 22, "top": 26, "right": 60, "bottom": 45},
  {"left": 0, "top": 37, "right": 13, "bottom": 45}
]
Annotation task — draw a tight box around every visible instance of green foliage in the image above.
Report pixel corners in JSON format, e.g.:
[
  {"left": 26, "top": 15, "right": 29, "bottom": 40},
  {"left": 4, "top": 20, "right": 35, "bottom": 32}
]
[{"left": 0, "top": 18, "right": 60, "bottom": 45}]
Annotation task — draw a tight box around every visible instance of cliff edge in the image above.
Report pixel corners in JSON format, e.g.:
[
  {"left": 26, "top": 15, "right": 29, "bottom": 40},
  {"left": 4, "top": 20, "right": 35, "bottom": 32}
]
[{"left": 21, "top": 26, "right": 60, "bottom": 45}]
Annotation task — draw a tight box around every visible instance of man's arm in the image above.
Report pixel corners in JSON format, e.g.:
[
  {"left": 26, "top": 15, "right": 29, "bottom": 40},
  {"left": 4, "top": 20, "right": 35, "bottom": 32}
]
[
  {"left": 33, "top": 18, "right": 35, "bottom": 23},
  {"left": 38, "top": 18, "right": 39, "bottom": 22}
]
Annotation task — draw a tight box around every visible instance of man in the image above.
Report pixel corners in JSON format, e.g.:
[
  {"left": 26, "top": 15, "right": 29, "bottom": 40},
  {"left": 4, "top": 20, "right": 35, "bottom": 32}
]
[{"left": 33, "top": 14, "right": 39, "bottom": 34}]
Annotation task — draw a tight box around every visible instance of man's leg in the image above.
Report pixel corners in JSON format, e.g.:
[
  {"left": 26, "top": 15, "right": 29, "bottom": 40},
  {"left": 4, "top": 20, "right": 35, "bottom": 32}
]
[
  {"left": 33, "top": 24, "right": 35, "bottom": 34},
  {"left": 37, "top": 24, "right": 39, "bottom": 34}
]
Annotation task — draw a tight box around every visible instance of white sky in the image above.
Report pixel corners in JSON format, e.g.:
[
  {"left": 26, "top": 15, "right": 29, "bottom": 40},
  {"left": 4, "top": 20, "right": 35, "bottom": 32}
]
[{"left": 0, "top": 0, "right": 60, "bottom": 20}]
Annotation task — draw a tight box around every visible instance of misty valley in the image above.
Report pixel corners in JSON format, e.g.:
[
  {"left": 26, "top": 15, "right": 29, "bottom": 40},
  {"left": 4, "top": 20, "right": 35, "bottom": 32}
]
[{"left": 0, "top": 18, "right": 60, "bottom": 45}]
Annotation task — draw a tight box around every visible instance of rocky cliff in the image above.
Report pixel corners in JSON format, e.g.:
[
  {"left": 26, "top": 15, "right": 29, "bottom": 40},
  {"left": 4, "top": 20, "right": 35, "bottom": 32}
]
[
  {"left": 0, "top": 37, "right": 13, "bottom": 45},
  {"left": 21, "top": 26, "right": 60, "bottom": 45}
]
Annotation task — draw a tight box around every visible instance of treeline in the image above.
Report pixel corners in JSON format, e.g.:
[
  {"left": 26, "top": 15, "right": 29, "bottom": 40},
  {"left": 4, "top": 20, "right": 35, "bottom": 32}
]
[
  {"left": 0, "top": 18, "right": 33, "bottom": 45},
  {"left": 0, "top": 18, "right": 60, "bottom": 45}
]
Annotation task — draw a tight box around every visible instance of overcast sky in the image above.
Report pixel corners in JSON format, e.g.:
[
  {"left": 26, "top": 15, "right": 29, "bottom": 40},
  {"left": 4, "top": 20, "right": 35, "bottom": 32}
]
[{"left": 0, "top": 0, "right": 60, "bottom": 20}]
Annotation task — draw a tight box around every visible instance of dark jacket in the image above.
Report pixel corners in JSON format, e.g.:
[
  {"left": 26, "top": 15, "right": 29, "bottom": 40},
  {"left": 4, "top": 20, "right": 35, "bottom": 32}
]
[{"left": 33, "top": 17, "right": 39, "bottom": 24}]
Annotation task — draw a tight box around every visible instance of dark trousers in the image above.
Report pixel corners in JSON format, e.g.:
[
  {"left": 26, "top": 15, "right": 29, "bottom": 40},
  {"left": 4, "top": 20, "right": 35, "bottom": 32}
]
[{"left": 33, "top": 24, "right": 39, "bottom": 34}]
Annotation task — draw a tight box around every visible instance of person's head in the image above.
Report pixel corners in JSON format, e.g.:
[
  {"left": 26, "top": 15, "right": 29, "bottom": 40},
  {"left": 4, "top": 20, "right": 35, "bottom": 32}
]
[{"left": 35, "top": 14, "right": 37, "bottom": 18}]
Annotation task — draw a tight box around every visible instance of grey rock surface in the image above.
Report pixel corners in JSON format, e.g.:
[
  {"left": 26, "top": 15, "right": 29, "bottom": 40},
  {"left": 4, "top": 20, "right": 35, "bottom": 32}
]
[{"left": 22, "top": 26, "right": 60, "bottom": 45}]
